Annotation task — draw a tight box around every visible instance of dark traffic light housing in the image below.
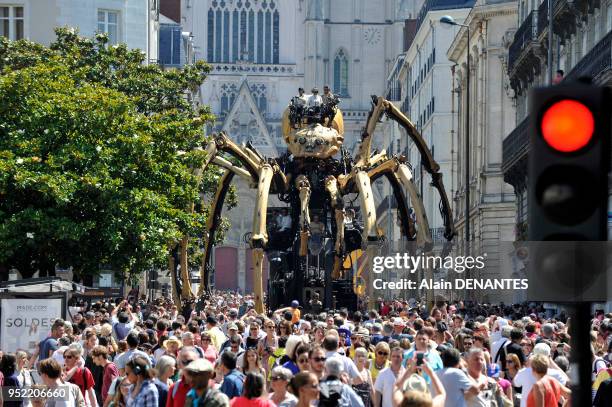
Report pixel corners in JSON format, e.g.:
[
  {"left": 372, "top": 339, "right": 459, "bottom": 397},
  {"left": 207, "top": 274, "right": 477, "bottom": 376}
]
[{"left": 527, "top": 83, "right": 610, "bottom": 302}]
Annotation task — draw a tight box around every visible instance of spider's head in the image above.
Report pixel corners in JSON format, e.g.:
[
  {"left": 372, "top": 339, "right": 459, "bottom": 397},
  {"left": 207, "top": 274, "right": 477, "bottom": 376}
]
[
  {"left": 282, "top": 107, "right": 344, "bottom": 159},
  {"left": 287, "top": 124, "right": 344, "bottom": 158}
]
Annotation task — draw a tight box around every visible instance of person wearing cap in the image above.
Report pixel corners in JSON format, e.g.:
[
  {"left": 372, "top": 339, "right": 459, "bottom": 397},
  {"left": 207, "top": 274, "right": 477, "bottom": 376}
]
[
  {"left": 222, "top": 309, "right": 239, "bottom": 335},
  {"left": 183, "top": 359, "right": 229, "bottom": 407},
  {"left": 205, "top": 316, "right": 227, "bottom": 352},
  {"left": 220, "top": 324, "right": 241, "bottom": 353},
  {"left": 513, "top": 343, "right": 568, "bottom": 407}
]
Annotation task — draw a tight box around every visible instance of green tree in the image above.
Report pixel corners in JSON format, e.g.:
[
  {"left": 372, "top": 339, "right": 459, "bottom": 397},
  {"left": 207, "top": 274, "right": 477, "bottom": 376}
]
[{"left": 0, "top": 28, "right": 233, "bottom": 282}]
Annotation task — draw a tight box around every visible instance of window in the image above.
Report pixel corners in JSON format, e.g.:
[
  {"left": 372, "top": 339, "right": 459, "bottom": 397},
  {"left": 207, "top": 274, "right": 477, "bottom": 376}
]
[
  {"left": 0, "top": 6, "right": 23, "bottom": 40},
  {"left": 207, "top": 9, "right": 214, "bottom": 61},
  {"left": 207, "top": 1, "right": 279, "bottom": 64},
  {"left": 334, "top": 49, "right": 349, "bottom": 97},
  {"left": 97, "top": 10, "right": 119, "bottom": 44},
  {"left": 232, "top": 9, "right": 239, "bottom": 61},
  {"left": 159, "top": 24, "right": 181, "bottom": 66}
]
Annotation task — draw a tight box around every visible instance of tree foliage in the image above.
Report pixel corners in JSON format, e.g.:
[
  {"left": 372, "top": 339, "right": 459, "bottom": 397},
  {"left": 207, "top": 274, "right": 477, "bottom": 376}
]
[{"left": 0, "top": 28, "right": 234, "bottom": 281}]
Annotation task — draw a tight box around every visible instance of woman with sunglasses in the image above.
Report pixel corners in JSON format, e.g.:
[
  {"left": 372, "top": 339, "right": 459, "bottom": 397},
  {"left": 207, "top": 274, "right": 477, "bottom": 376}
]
[
  {"left": 241, "top": 348, "right": 266, "bottom": 377},
  {"left": 353, "top": 347, "right": 374, "bottom": 407},
  {"left": 294, "top": 344, "right": 311, "bottom": 373},
  {"left": 64, "top": 346, "right": 98, "bottom": 407},
  {"left": 108, "top": 377, "right": 131, "bottom": 407},
  {"left": 269, "top": 367, "right": 297, "bottom": 407},
  {"left": 370, "top": 342, "right": 390, "bottom": 383},
  {"left": 245, "top": 323, "right": 262, "bottom": 350},
  {"left": 200, "top": 333, "right": 219, "bottom": 364},
  {"left": 258, "top": 320, "right": 279, "bottom": 376},
  {"left": 289, "top": 371, "right": 319, "bottom": 407}
]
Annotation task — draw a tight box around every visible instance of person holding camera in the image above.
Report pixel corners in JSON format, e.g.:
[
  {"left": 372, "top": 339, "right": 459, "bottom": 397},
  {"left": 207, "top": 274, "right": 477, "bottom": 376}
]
[
  {"left": 318, "top": 358, "right": 364, "bottom": 407},
  {"left": 401, "top": 329, "right": 443, "bottom": 385}
]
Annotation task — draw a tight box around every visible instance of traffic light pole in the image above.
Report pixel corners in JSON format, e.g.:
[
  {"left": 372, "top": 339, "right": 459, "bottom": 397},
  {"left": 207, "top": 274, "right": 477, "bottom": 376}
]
[
  {"left": 465, "top": 26, "right": 470, "bottom": 250},
  {"left": 571, "top": 302, "right": 592, "bottom": 407}
]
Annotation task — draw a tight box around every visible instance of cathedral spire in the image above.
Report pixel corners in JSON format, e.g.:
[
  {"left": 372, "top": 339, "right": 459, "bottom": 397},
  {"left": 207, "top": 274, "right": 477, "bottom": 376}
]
[{"left": 307, "top": 0, "right": 324, "bottom": 21}]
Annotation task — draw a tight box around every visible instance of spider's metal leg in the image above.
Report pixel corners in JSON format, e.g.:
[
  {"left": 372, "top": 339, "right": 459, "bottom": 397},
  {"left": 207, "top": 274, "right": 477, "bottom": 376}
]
[
  {"left": 252, "top": 248, "right": 266, "bottom": 314},
  {"left": 325, "top": 175, "right": 345, "bottom": 279},
  {"left": 384, "top": 102, "right": 455, "bottom": 241},
  {"left": 296, "top": 175, "right": 311, "bottom": 257},
  {"left": 211, "top": 156, "right": 254, "bottom": 182},
  {"left": 396, "top": 164, "right": 433, "bottom": 250},
  {"left": 354, "top": 169, "right": 381, "bottom": 307},
  {"left": 354, "top": 170, "right": 378, "bottom": 243},
  {"left": 252, "top": 164, "right": 274, "bottom": 247},
  {"left": 179, "top": 236, "right": 193, "bottom": 300},
  {"left": 250, "top": 164, "right": 274, "bottom": 314},
  {"left": 354, "top": 96, "right": 386, "bottom": 168},
  {"left": 198, "top": 170, "right": 235, "bottom": 296},
  {"left": 213, "top": 132, "right": 263, "bottom": 179}
]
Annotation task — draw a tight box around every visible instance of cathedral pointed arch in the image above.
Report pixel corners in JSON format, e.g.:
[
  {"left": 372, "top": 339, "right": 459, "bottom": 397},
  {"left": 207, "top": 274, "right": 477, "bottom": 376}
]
[
  {"left": 334, "top": 48, "right": 349, "bottom": 97},
  {"left": 221, "top": 80, "right": 279, "bottom": 158}
]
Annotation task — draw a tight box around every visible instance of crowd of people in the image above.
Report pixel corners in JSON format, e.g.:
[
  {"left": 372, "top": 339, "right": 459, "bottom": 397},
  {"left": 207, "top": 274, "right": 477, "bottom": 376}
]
[{"left": 1, "top": 292, "right": 611, "bottom": 407}]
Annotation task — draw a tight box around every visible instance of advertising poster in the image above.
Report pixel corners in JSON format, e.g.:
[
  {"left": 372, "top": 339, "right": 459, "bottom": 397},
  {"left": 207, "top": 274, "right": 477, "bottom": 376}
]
[{"left": 0, "top": 297, "right": 65, "bottom": 354}]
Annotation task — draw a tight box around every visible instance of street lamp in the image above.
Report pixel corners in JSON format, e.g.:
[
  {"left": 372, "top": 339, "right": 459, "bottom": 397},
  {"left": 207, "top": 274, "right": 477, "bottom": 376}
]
[{"left": 440, "top": 15, "right": 470, "bottom": 249}]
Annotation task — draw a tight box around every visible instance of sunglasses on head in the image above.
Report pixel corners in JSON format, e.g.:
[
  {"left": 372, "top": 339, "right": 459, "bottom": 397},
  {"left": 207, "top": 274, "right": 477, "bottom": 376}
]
[{"left": 181, "top": 359, "right": 194, "bottom": 365}]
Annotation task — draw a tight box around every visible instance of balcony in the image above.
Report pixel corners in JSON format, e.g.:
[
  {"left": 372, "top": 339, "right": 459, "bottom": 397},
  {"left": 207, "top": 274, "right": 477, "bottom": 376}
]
[
  {"left": 537, "top": 0, "right": 584, "bottom": 41},
  {"left": 565, "top": 29, "right": 612, "bottom": 84},
  {"left": 508, "top": 11, "right": 542, "bottom": 93},
  {"left": 502, "top": 116, "right": 530, "bottom": 191},
  {"left": 209, "top": 63, "right": 297, "bottom": 76}
]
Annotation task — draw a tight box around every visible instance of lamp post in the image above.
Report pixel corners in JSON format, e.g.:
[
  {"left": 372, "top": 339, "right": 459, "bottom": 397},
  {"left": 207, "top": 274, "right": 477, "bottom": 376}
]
[{"left": 440, "top": 15, "right": 470, "bottom": 249}]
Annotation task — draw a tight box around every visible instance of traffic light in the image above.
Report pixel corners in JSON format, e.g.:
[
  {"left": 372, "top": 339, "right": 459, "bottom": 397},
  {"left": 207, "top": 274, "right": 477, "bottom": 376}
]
[{"left": 527, "top": 83, "right": 610, "bottom": 302}]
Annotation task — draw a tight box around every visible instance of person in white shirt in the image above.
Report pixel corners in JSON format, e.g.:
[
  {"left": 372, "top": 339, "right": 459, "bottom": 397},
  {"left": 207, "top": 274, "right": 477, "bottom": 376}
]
[
  {"left": 307, "top": 88, "right": 322, "bottom": 107},
  {"left": 374, "top": 346, "right": 405, "bottom": 407},
  {"left": 278, "top": 208, "right": 292, "bottom": 232},
  {"left": 513, "top": 343, "right": 568, "bottom": 407}
]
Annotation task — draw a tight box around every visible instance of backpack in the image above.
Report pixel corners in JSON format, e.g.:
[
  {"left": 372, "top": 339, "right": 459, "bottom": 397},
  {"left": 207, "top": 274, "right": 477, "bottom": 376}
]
[{"left": 318, "top": 378, "right": 343, "bottom": 407}]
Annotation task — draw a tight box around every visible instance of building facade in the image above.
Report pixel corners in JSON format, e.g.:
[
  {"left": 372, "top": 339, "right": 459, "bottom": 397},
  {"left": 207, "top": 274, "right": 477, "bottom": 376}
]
[
  {"left": 0, "top": 0, "right": 159, "bottom": 61},
  {"left": 447, "top": 0, "right": 518, "bottom": 303},
  {"left": 181, "top": 0, "right": 406, "bottom": 291},
  {"left": 502, "top": 0, "right": 612, "bottom": 241}
]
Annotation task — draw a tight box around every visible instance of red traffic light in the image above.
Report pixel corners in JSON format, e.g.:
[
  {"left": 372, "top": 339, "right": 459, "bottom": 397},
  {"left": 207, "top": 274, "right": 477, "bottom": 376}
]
[{"left": 541, "top": 99, "right": 594, "bottom": 153}]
